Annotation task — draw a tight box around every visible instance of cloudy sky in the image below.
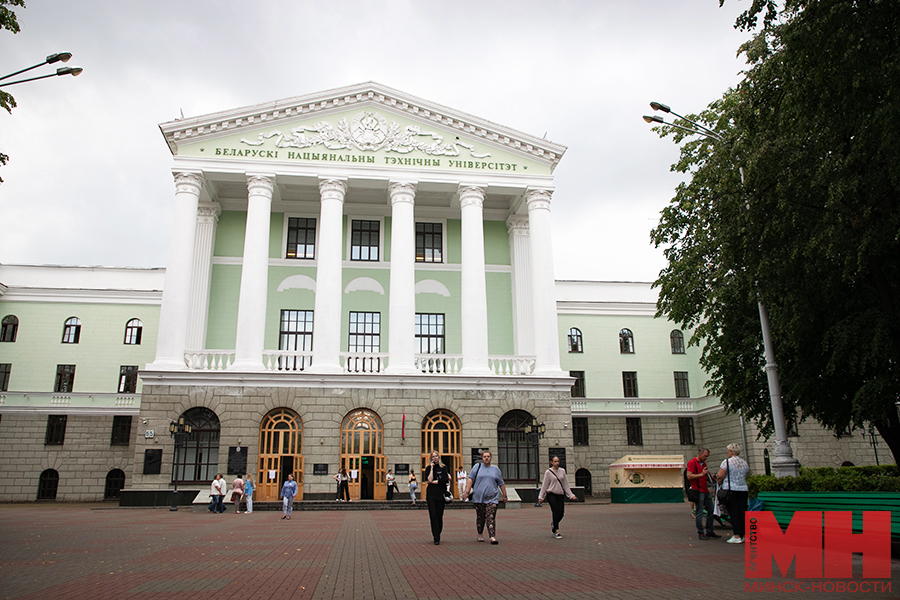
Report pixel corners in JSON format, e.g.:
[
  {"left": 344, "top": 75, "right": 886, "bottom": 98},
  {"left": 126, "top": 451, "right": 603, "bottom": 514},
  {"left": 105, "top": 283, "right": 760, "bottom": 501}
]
[{"left": 0, "top": 1, "right": 752, "bottom": 283}]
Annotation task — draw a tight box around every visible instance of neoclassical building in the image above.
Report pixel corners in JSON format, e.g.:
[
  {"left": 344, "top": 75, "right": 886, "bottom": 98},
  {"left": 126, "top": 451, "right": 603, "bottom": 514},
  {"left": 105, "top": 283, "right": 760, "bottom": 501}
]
[{"left": 0, "top": 83, "right": 885, "bottom": 502}]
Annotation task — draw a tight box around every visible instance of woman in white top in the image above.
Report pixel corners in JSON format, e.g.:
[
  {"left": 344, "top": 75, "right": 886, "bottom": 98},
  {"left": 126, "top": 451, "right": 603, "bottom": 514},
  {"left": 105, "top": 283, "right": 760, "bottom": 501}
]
[
  {"left": 537, "top": 455, "right": 577, "bottom": 539},
  {"left": 716, "top": 442, "right": 750, "bottom": 544}
]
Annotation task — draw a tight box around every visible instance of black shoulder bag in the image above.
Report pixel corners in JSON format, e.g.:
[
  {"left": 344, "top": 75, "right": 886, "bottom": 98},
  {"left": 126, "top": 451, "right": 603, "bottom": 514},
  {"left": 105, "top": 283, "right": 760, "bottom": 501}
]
[{"left": 716, "top": 458, "right": 733, "bottom": 504}]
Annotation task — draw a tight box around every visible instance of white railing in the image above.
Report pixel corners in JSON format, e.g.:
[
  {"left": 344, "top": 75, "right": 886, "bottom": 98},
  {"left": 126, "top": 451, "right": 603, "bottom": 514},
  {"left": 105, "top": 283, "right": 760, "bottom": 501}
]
[
  {"left": 488, "top": 355, "right": 536, "bottom": 375},
  {"left": 263, "top": 350, "right": 313, "bottom": 372},
  {"left": 414, "top": 354, "right": 463, "bottom": 374},
  {"left": 340, "top": 352, "right": 389, "bottom": 373},
  {"left": 185, "top": 350, "right": 235, "bottom": 371}
]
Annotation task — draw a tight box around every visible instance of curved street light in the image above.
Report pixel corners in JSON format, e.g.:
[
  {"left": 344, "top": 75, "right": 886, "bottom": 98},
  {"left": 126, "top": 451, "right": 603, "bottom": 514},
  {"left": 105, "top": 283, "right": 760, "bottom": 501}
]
[
  {"left": 0, "top": 52, "right": 83, "bottom": 89},
  {"left": 643, "top": 101, "right": 800, "bottom": 478}
]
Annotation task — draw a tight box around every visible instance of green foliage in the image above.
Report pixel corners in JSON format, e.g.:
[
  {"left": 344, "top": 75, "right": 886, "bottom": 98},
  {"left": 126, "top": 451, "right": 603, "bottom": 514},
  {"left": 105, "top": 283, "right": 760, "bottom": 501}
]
[
  {"left": 0, "top": 0, "right": 24, "bottom": 183},
  {"left": 748, "top": 465, "right": 900, "bottom": 495}
]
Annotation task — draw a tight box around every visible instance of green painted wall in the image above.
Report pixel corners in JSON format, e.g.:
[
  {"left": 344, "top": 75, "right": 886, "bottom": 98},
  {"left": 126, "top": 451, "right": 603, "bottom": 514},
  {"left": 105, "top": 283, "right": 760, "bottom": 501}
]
[
  {"left": 415, "top": 270, "right": 461, "bottom": 353},
  {"left": 483, "top": 221, "right": 511, "bottom": 266},
  {"left": 206, "top": 265, "right": 241, "bottom": 349},
  {"left": 486, "top": 272, "right": 514, "bottom": 354},
  {"left": 214, "top": 211, "right": 247, "bottom": 257}
]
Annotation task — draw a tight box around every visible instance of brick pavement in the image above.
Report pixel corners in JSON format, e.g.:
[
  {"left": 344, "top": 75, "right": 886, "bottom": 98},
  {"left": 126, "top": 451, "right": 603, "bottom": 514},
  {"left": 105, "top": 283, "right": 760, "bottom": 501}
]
[{"left": 1, "top": 502, "right": 898, "bottom": 599}]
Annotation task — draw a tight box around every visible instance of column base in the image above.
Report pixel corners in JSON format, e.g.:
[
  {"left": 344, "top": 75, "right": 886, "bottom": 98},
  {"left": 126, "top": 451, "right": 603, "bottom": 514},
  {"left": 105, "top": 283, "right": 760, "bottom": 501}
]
[
  {"left": 308, "top": 363, "right": 344, "bottom": 375},
  {"left": 384, "top": 363, "right": 418, "bottom": 376},
  {"left": 533, "top": 367, "right": 568, "bottom": 378},
  {"left": 771, "top": 457, "right": 800, "bottom": 478},
  {"left": 146, "top": 358, "right": 187, "bottom": 371},
  {"left": 229, "top": 360, "right": 266, "bottom": 372},
  {"left": 460, "top": 366, "right": 493, "bottom": 376}
]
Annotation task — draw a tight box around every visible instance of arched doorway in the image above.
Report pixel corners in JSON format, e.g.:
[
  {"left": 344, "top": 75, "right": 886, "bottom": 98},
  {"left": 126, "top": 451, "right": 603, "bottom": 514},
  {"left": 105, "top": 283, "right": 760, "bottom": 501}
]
[
  {"left": 172, "top": 407, "right": 220, "bottom": 483},
  {"left": 37, "top": 469, "right": 59, "bottom": 500},
  {"left": 575, "top": 468, "right": 593, "bottom": 495},
  {"left": 340, "top": 409, "right": 385, "bottom": 500},
  {"left": 497, "top": 410, "right": 536, "bottom": 482},
  {"left": 257, "top": 408, "right": 304, "bottom": 502},
  {"left": 105, "top": 469, "right": 126, "bottom": 499},
  {"left": 420, "top": 409, "right": 462, "bottom": 498}
]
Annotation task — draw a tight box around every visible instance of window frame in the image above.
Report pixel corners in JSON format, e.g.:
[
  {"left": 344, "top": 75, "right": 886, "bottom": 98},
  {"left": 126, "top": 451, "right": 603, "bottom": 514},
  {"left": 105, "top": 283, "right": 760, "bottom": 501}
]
[
  {"left": 118, "top": 365, "right": 139, "bottom": 394},
  {"left": 124, "top": 319, "right": 143, "bottom": 345},
  {"left": 278, "top": 309, "right": 314, "bottom": 371},
  {"left": 0, "top": 315, "right": 18, "bottom": 342},
  {"left": 670, "top": 329, "right": 685, "bottom": 354},
  {"left": 573, "top": 417, "right": 589, "bottom": 446},
  {"left": 348, "top": 311, "right": 382, "bottom": 372},
  {"left": 567, "top": 328, "right": 583, "bottom": 353},
  {"left": 415, "top": 221, "right": 445, "bottom": 263},
  {"left": 678, "top": 417, "right": 695, "bottom": 445},
  {"left": 569, "top": 370, "right": 586, "bottom": 398},
  {"left": 674, "top": 371, "right": 690, "bottom": 398},
  {"left": 415, "top": 313, "right": 445, "bottom": 354},
  {"left": 45, "top": 415, "right": 68, "bottom": 445},
  {"left": 283, "top": 215, "right": 318, "bottom": 260},
  {"left": 348, "top": 218, "right": 382, "bottom": 262},
  {"left": 622, "top": 371, "right": 638, "bottom": 398},
  {"left": 110, "top": 415, "right": 132, "bottom": 446},
  {"left": 626, "top": 417, "right": 643, "bottom": 446},
  {"left": 619, "top": 328, "right": 634, "bottom": 354},
  {"left": 55, "top": 364, "right": 76, "bottom": 393},
  {"left": 0, "top": 363, "right": 10, "bottom": 392},
  {"left": 61, "top": 317, "right": 81, "bottom": 344}
]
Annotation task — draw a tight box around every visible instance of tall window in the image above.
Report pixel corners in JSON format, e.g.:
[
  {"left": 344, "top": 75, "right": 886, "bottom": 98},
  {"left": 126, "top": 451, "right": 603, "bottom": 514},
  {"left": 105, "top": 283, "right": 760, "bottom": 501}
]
[
  {"left": 569, "top": 371, "right": 585, "bottom": 398},
  {"left": 62, "top": 317, "right": 81, "bottom": 344},
  {"left": 350, "top": 220, "right": 380, "bottom": 261},
  {"left": 622, "top": 371, "right": 638, "bottom": 398},
  {"left": 348, "top": 312, "right": 381, "bottom": 372},
  {"left": 678, "top": 417, "right": 695, "bottom": 445},
  {"left": 674, "top": 371, "right": 690, "bottom": 398},
  {"left": 118, "top": 366, "right": 139, "bottom": 394},
  {"left": 0, "top": 315, "right": 18, "bottom": 342},
  {"left": 787, "top": 416, "right": 800, "bottom": 437},
  {"left": 415, "top": 222, "right": 443, "bottom": 263},
  {"left": 110, "top": 416, "right": 132, "bottom": 445},
  {"left": 55, "top": 365, "right": 76, "bottom": 393},
  {"left": 497, "top": 410, "right": 536, "bottom": 482},
  {"left": 173, "top": 407, "right": 220, "bottom": 483},
  {"left": 567, "top": 328, "right": 583, "bottom": 353},
  {"left": 415, "top": 313, "right": 445, "bottom": 354},
  {"left": 626, "top": 417, "right": 643, "bottom": 446},
  {"left": 670, "top": 329, "right": 685, "bottom": 354},
  {"left": 37, "top": 469, "right": 59, "bottom": 500},
  {"left": 619, "top": 328, "right": 634, "bottom": 353},
  {"left": 45, "top": 415, "right": 67, "bottom": 445},
  {"left": 573, "top": 417, "right": 589, "bottom": 446},
  {"left": 279, "top": 310, "right": 314, "bottom": 371},
  {"left": 0, "top": 363, "right": 10, "bottom": 392},
  {"left": 124, "top": 319, "right": 143, "bottom": 345},
  {"left": 286, "top": 217, "right": 316, "bottom": 259}
]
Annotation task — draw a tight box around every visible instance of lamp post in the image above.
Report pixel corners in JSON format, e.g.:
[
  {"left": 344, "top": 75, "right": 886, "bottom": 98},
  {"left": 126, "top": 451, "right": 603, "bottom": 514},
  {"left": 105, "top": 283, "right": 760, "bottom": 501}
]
[
  {"left": 643, "top": 102, "right": 800, "bottom": 478},
  {"left": 0, "top": 52, "right": 83, "bottom": 88},
  {"left": 523, "top": 418, "right": 546, "bottom": 506},
  {"left": 169, "top": 417, "right": 192, "bottom": 511}
]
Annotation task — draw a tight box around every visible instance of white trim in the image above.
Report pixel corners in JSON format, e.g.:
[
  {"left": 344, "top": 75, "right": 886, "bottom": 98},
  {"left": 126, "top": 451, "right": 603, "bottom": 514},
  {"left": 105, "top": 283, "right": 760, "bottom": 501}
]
[
  {"left": 0, "top": 288, "right": 163, "bottom": 305},
  {"left": 556, "top": 301, "right": 657, "bottom": 317}
]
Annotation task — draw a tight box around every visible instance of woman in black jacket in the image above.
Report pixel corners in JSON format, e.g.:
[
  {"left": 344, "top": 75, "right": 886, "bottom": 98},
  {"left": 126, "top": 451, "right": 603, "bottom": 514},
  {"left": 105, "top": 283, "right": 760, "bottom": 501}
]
[{"left": 424, "top": 451, "right": 451, "bottom": 545}]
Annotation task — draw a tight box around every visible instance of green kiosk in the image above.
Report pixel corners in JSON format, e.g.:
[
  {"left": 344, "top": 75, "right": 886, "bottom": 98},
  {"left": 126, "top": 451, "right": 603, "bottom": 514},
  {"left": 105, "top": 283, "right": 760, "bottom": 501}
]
[{"left": 609, "top": 455, "right": 685, "bottom": 504}]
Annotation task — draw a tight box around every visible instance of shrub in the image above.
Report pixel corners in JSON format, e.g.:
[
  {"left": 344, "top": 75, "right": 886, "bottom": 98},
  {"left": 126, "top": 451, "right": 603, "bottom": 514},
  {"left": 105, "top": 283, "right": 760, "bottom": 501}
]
[{"left": 748, "top": 464, "right": 900, "bottom": 496}]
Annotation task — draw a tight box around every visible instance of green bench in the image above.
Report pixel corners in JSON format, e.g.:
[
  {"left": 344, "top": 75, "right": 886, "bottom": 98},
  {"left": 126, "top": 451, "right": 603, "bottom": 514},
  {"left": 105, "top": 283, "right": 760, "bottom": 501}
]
[{"left": 756, "top": 492, "right": 900, "bottom": 540}]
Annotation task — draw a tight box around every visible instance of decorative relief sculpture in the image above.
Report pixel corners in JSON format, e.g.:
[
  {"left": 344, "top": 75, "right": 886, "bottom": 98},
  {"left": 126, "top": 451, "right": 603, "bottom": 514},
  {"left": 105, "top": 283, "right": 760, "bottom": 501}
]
[{"left": 240, "top": 111, "right": 491, "bottom": 158}]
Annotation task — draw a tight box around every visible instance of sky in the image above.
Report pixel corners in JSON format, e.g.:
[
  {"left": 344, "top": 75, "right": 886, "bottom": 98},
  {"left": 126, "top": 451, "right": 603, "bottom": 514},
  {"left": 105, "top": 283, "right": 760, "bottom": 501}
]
[{"left": 0, "top": 1, "right": 754, "bottom": 283}]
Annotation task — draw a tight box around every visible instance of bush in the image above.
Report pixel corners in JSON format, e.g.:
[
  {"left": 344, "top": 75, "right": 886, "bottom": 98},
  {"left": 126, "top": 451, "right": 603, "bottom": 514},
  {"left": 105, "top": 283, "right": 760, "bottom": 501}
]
[{"left": 748, "top": 464, "right": 900, "bottom": 496}]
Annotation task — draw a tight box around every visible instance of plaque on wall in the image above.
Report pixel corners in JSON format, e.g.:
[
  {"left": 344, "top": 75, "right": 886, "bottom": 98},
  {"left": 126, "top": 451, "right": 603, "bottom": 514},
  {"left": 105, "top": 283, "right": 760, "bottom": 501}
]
[
  {"left": 227, "top": 447, "right": 248, "bottom": 475},
  {"left": 143, "top": 449, "right": 162, "bottom": 475},
  {"left": 549, "top": 447, "right": 567, "bottom": 470},
  {"left": 471, "top": 447, "right": 489, "bottom": 466},
  {"left": 313, "top": 464, "right": 329, "bottom": 476},
  {"left": 394, "top": 463, "right": 410, "bottom": 475}
]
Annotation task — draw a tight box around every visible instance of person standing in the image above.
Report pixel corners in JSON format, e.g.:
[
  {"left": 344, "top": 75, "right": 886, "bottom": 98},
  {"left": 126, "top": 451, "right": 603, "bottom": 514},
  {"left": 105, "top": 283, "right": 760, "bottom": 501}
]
[
  {"left": 231, "top": 474, "right": 244, "bottom": 513},
  {"left": 717, "top": 443, "right": 750, "bottom": 544},
  {"left": 386, "top": 469, "right": 395, "bottom": 501},
  {"left": 456, "top": 466, "right": 468, "bottom": 501},
  {"left": 687, "top": 448, "right": 720, "bottom": 540},
  {"left": 463, "top": 450, "right": 508, "bottom": 544},
  {"left": 336, "top": 468, "right": 351, "bottom": 502},
  {"left": 424, "top": 451, "right": 451, "bottom": 545},
  {"left": 408, "top": 469, "right": 418, "bottom": 504},
  {"left": 280, "top": 473, "right": 297, "bottom": 520},
  {"left": 208, "top": 474, "right": 223, "bottom": 513},
  {"left": 243, "top": 475, "right": 254, "bottom": 514},
  {"left": 537, "top": 455, "right": 577, "bottom": 539}
]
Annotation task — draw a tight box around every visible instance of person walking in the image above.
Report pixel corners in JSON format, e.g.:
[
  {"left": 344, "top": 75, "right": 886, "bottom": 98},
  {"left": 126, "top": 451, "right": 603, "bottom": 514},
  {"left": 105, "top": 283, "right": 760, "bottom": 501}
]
[
  {"left": 280, "top": 473, "right": 297, "bottom": 520},
  {"left": 408, "top": 469, "right": 418, "bottom": 504},
  {"left": 424, "top": 451, "right": 451, "bottom": 545},
  {"left": 208, "top": 474, "right": 224, "bottom": 513},
  {"left": 456, "top": 466, "right": 468, "bottom": 501},
  {"left": 537, "top": 455, "right": 577, "bottom": 539},
  {"left": 231, "top": 474, "right": 244, "bottom": 513},
  {"left": 386, "top": 469, "right": 395, "bottom": 501},
  {"left": 243, "top": 475, "right": 254, "bottom": 514},
  {"left": 717, "top": 443, "right": 750, "bottom": 544},
  {"left": 335, "top": 468, "right": 351, "bottom": 502},
  {"left": 463, "top": 450, "right": 508, "bottom": 544},
  {"left": 687, "top": 448, "right": 720, "bottom": 540}
]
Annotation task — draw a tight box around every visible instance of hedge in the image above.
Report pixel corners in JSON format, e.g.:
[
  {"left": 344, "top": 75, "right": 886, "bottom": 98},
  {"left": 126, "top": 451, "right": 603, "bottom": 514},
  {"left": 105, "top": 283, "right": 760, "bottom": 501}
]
[{"left": 747, "top": 464, "right": 900, "bottom": 496}]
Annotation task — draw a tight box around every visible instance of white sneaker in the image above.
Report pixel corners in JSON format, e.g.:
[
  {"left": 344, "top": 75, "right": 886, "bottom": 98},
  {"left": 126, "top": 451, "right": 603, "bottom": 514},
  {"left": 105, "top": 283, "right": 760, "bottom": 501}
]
[
  {"left": 726, "top": 536, "right": 744, "bottom": 544},
  {"left": 555, "top": 532, "right": 562, "bottom": 539}
]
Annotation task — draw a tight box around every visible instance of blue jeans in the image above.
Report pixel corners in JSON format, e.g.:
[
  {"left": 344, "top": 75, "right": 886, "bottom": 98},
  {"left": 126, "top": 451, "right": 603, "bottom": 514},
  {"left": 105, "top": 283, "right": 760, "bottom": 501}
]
[{"left": 696, "top": 491, "right": 714, "bottom": 534}]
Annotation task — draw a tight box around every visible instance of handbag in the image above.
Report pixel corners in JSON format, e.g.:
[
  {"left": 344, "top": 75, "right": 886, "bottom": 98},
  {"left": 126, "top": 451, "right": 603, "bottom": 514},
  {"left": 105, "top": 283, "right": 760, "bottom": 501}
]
[
  {"left": 716, "top": 458, "right": 733, "bottom": 504},
  {"left": 443, "top": 489, "right": 453, "bottom": 504}
]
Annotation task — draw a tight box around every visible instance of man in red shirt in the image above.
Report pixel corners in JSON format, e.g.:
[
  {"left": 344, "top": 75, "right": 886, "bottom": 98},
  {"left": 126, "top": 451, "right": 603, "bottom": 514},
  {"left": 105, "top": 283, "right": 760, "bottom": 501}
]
[{"left": 687, "top": 448, "right": 721, "bottom": 540}]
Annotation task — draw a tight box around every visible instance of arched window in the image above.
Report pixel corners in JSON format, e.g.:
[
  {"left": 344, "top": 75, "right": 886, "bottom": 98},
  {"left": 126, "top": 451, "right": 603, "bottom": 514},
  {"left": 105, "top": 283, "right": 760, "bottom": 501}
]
[
  {"left": 124, "top": 319, "right": 143, "bottom": 345},
  {"left": 575, "top": 468, "right": 592, "bottom": 495},
  {"left": 37, "top": 469, "right": 59, "bottom": 500},
  {"left": 619, "top": 328, "right": 634, "bottom": 354},
  {"left": 670, "top": 330, "right": 685, "bottom": 354},
  {"left": 173, "top": 407, "right": 220, "bottom": 483},
  {"left": 1, "top": 315, "right": 18, "bottom": 342},
  {"left": 62, "top": 317, "right": 81, "bottom": 344},
  {"left": 340, "top": 409, "right": 385, "bottom": 500},
  {"left": 567, "top": 328, "right": 583, "bottom": 353},
  {"left": 104, "top": 469, "right": 126, "bottom": 499},
  {"left": 421, "top": 409, "right": 462, "bottom": 497},
  {"left": 497, "top": 409, "right": 536, "bottom": 482}
]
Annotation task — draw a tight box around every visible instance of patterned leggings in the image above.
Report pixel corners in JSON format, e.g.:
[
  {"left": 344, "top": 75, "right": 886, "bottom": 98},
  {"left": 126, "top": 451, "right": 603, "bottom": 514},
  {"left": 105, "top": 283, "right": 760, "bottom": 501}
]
[{"left": 474, "top": 502, "right": 498, "bottom": 537}]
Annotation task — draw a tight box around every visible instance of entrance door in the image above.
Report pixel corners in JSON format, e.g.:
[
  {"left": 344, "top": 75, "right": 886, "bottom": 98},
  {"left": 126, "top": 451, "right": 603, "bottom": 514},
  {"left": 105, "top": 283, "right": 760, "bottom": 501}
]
[
  {"left": 421, "top": 409, "right": 462, "bottom": 498},
  {"left": 340, "top": 409, "right": 386, "bottom": 500},
  {"left": 360, "top": 456, "right": 374, "bottom": 499},
  {"left": 257, "top": 408, "right": 304, "bottom": 501}
]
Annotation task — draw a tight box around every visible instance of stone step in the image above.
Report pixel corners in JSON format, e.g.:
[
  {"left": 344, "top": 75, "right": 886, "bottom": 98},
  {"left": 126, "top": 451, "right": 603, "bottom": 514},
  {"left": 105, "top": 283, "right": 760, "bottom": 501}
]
[{"left": 214, "top": 499, "right": 497, "bottom": 512}]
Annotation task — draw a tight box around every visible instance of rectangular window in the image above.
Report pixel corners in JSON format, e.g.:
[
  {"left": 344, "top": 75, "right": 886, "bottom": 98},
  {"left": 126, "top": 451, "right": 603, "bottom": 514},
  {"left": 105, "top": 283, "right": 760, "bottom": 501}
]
[
  {"left": 787, "top": 416, "right": 799, "bottom": 437},
  {"left": 45, "top": 414, "right": 67, "bottom": 445},
  {"left": 415, "top": 313, "right": 445, "bottom": 354},
  {"left": 573, "top": 417, "right": 589, "bottom": 446},
  {"left": 279, "top": 310, "right": 314, "bottom": 371},
  {"left": 415, "top": 222, "right": 443, "bottom": 263},
  {"left": 626, "top": 417, "right": 643, "bottom": 446},
  {"left": 678, "top": 417, "right": 695, "bottom": 445},
  {"left": 674, "top": 371, "right": 690, "bottom": 398},
  {"left": 118, "top": 366, "right": 139, "bottom": 394},
  {"left": 348, "top": 312, "right": 381, "bottom": 372},
  {"left": 569, "top": 370, "right": 586, "bottom": 398},
  {"left": 110, "top": 415, "right": 132, "bottom": 446},
  {"left": 55, "top": 364, "right": 76, "bottom": 393},
  {"left": 0, "top": 363, "right": 10, "bottom": 392},
  {"left": 286, "top": 217, "right": 316, "bottom": 259},
  {"left": 350, "top": 220, "right": 380, "bottom": 261},
  {"left": 622, "top": 371, "right": 638, "bottom": 398}
]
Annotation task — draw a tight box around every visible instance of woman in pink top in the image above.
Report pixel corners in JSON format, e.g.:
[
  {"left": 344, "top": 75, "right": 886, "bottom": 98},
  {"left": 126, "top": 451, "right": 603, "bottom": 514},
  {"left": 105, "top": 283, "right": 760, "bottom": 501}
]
[
  {"left": 537, "top": 456, "right": 577, "bottom": 539},
  {"left": 231, "top": 475, "right": 244, "bottom": 513}
]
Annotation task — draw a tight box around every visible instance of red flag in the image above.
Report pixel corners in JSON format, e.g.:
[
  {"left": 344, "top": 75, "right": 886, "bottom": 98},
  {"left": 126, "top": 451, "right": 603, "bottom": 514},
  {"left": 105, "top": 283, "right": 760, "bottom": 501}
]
[{"left": 402, "top": 410, "right": 406, "bottom": 439}]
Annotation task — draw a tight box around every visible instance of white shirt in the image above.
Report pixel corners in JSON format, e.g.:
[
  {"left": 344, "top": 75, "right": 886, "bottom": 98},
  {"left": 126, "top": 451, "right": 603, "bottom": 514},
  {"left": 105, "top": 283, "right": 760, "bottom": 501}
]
[{"left": 456, "top": 470, "right": 467, "bottom": 482}]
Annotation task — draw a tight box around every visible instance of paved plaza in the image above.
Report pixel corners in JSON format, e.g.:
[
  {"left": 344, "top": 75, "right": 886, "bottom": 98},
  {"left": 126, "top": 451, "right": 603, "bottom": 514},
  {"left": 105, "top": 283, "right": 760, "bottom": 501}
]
[{"left": 1, "top": 501, "right": 898, "bottom": 600}]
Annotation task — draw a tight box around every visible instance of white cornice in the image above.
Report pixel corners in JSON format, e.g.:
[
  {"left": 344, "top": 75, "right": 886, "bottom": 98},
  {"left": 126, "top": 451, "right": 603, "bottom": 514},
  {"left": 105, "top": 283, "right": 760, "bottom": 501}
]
[
  {"left": 556, "top": 301, "right": 658, "bottom": 317},
  {"left": 1, "top": 288, "right": 163, "bottom": 305}
]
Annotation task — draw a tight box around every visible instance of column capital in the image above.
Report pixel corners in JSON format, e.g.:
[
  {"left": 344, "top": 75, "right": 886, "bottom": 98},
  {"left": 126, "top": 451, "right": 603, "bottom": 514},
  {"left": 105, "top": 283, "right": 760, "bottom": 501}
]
[
  {"left": 246, "top": 174, "right": 276, "bottom": 197},
  {"left": 506, "top": 215, "right": 530, "bottom": 236},
  {"left": 388, "top": 181, "right": 417, "bottom": 205},
  {"left": 525, "top": 188, "right": 552, "bottom": 211},
  {"left": 173, "top": 171, "right": 204, "bottom": 195},
  {"left": 318, "top": 178, "right": 348, "bottom": 201},
  {"left": 458, "top": 184, "right": 486, "bottom": 209},
  {"left": 197, "top": 201, "right": 221, "bottom": 225}
]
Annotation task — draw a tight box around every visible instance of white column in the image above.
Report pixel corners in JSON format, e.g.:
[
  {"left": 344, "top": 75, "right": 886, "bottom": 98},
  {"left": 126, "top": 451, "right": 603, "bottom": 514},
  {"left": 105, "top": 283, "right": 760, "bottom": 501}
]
[
  {"left": 150, "top": 171, "right": 204, "bottom": 370},
  {"left": 186, "top": 202, "right": 221, "bottom": 350},
  {"left": 506, "top": 215, "right": 534, "bottom": 356},
  {"left": 385, "top": 181, "right": 417, "bottom": 375},
  {"left": 459, "top": 185, "right": 491, "bottom": 375},
  {"left": 310, "top": 178, "right": 347, "bottom": 374},
  {"left": 231, "top": 174, "right": 275, "bottom": 371},
  {"left": 526, "top": 189, "right": 564, "bottom": 376}
]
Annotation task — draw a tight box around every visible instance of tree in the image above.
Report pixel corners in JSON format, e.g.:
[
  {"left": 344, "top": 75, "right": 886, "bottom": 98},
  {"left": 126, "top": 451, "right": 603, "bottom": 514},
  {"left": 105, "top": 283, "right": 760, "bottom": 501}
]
[
  {"left": 651, "top": 0, "right": 900, "bottom": 465},
  {"left": 0, "top": 0, "right": 26, "bottom": 183}
]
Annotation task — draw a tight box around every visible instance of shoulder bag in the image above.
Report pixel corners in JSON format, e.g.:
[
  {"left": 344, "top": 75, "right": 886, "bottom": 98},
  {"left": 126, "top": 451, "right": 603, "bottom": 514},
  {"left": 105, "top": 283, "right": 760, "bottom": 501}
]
[
  {"left": 716, "top": 458, "right": 733, "bottom": 504},
  {"left": 685, "top": 460, "right": 700, "bottom": 503}
]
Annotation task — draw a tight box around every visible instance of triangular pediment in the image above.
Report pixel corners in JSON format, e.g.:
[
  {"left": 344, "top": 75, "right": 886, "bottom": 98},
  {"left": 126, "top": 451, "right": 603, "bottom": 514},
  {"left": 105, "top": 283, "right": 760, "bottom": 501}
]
[{"left": 159, "top": 82, "right": 566, "bottom": 176}]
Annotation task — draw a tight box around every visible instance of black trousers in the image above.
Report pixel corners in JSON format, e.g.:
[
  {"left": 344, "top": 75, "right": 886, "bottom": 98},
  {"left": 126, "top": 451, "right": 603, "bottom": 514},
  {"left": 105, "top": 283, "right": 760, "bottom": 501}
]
[
  {"left": 338, "top": 480, "right": 350, "bottom": 501},
  {"left": 547, "top": 492, "right": 565, "bottom": 531},
  {"left": 426, "top": 493, "right": 445, "bottom": 542},
  {"left": 725, "top": 490, "right": 748, "bottom": 537},
  {"left": 386, "top": 482, "right": 394, "bottom": 500}
]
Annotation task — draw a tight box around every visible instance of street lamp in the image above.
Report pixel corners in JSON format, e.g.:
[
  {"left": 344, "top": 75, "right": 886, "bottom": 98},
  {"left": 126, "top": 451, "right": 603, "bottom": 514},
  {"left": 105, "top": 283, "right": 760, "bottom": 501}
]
[
  {"left": 0, "top": 52, "right": 83, "bottom": 88},
  {"left": 523, "top": 418, "right": 546, "bottom": 506},
  {"left": 169, "top": 417, "right": 192, "bottom": 511},
  {"left": 643, "top": 101, "right": 800, "bottom": 478}
]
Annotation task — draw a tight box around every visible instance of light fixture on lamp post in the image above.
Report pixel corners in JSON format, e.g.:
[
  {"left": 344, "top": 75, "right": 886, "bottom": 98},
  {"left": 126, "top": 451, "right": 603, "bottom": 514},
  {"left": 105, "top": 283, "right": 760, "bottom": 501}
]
[
  {"left": 643, "top": 101, "right": 799, "bottom": 478},
  {"left": 523, "top": 418, "right": 546, "bottom": 506},
  {"left": 0, "top": 52, "right": 83, "bottom": 88},
  {"left": 169, "top": 417, "right": 192, "bottom": 511}
]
